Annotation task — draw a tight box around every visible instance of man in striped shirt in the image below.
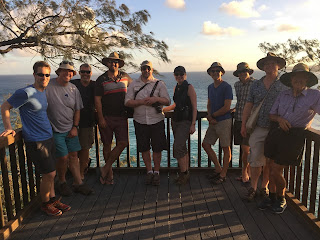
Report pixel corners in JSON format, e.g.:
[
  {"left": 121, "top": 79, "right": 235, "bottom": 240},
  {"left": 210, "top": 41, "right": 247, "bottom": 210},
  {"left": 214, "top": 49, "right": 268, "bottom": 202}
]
[{"left": 95, "top": 52, "right": 132, "bottom": 185}]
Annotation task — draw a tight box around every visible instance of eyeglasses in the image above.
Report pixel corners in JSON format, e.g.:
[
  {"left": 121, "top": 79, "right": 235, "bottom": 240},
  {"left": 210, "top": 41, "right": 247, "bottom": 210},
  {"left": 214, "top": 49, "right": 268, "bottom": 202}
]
[
  {"left": 36, "top": 73, "right": 50, "bottom": 77},
  {"left": 60, "top": 61, "right": 74, "bottom": 66},
  {"left": 141, "top": 66, "right": 151, "bottom": 71},
  {"left": 210, "top": 70, "right": 221, "bottom": 73},
  {"left": 80, "top": 70, "right": 91, "bottom": 74},
  {"left": 107, "top": 60, "right": 119, "bottom": 64},
  {"left": 174, "top": 73, "right": 185, "bottom": 77}
]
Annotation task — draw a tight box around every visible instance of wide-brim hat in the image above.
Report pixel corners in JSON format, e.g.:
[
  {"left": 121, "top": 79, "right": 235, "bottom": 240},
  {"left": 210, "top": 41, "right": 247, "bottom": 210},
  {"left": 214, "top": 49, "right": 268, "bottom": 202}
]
[
  {"left": 233, "top": 62, "right": 254, "bottom": 77},
  {"left": 55, "top": 61, "right": 77, "bottom": 77},
  {"left": 257, "top": 52, "right": 286, "bottom": 70},
  {"left": 102, "top": 52, "right": 125, "bottom": 68},
  {"left": 207, "top": 62, "right": 225, "bottom": 75},
  {"left": 280, "top": 63, "right": 318, "bottom": 88}
]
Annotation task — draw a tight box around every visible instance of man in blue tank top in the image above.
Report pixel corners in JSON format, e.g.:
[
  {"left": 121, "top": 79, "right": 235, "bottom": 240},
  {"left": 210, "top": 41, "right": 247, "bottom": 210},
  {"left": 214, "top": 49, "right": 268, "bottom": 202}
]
[
  {"left": 202, "top": 62, "right": 233, "bottom": 184},
  {"left": 0, "top": 61, "right": 70, "bottom": 216}
]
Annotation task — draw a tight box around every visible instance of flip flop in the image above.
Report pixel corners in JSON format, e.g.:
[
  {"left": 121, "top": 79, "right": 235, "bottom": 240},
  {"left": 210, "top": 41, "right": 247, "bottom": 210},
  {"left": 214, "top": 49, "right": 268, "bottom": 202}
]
[
  {"left": 96, "top": 167, "right": 107, "bottom": 185},
  {"left": 105, "top": 178, "right": 114, "bottom": 185}
]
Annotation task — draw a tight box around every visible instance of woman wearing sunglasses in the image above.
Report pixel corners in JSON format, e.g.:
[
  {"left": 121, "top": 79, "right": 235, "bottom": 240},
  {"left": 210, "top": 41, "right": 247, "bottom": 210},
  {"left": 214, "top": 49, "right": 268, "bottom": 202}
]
[{"left": 163, "top": 66, "right": 197, "bottom": 185}]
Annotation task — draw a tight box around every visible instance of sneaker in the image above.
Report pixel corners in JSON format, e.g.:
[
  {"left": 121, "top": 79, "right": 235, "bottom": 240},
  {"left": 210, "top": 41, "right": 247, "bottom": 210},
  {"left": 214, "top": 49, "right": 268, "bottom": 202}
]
[
  {"left": 260, "top": 188, "right": 269, "bottom": 198},
  {"left": 145, "top": 172, "right": 154, "bottom": 185},
  {"left": 52, "top": 198, "right": 71, "bottom": 212},
  {"left": 56, "top": 182, "right": 72, "bottom": 196},
  {"left": 210, "top": 175, "right": 226, "bottom": 185},
  {"left": 41, "top": 203, "right": 62, "bottom": 216},
  {"left": 176, "top": 171, "right": 190, "bottom": 185},
  {"left": 258, "top": 197, "right": 273, "bottom": 210},
  {"left": 152, "top": 173, "right": 160, "bottom": 186},
  {"left": 73, "top": 183, "right": 94, "bottom": 195},
  {"left": 272, "top": 198, "right": 287, "bottom": 214},
  {"left": 244, "top": 187, "right": 257, "bottom": 202}
]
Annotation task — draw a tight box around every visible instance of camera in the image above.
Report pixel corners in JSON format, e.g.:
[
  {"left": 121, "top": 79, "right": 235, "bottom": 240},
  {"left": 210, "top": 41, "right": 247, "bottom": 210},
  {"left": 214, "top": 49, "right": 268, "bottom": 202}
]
[{"left": 152, "top": 102, "right": 162, "bottom": 113}]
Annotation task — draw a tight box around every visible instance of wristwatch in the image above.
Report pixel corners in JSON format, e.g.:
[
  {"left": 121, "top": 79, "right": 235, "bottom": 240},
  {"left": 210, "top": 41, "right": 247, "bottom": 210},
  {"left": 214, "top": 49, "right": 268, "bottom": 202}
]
[{"left": 73, "top": 125, "right": 79, "bottom": 129}]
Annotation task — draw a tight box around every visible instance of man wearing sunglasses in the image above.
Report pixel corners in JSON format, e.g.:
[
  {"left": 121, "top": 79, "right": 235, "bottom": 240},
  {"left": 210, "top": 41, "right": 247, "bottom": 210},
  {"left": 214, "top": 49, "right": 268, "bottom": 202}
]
[
  {"left": 46, "top": 61, "right": 93, "bottom": 196},
  {"left": 95, "top": 52, "right": 132, "bottom": 185},
  {"left": 202, "top": 62, "right": 233, "bottom": 184},
  {"left": 71, "top": 64, "right": 95, "bottom": 180},
  {"left": 1, "top": 61, "right": 71, "bottom": 216},
  {"left": 125, "top": 60, "right": 170, "bottom": 186}
]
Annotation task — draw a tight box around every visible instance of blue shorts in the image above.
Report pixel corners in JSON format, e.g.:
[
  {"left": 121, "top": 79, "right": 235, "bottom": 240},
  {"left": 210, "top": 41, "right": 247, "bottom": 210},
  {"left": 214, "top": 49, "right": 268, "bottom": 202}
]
[{"left": 53, "top": 132, "right": 81, "bottom": 158}]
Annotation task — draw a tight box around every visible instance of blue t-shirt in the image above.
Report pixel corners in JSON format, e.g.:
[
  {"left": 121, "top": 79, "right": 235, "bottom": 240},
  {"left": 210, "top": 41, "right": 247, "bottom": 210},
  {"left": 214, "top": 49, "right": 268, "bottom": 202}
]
[
  {"left": 208, "top": 81, "right": 233, "bottom": 122},
  {"left": 7, "top": 85, "right": 53, "bottom": 142}
]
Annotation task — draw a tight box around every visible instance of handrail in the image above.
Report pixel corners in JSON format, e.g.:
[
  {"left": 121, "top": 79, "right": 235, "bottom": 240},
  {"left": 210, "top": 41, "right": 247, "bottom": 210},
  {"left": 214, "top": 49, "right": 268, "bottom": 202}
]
[{"left": 0, "top": 113, "right": 320, "bottom": 238}]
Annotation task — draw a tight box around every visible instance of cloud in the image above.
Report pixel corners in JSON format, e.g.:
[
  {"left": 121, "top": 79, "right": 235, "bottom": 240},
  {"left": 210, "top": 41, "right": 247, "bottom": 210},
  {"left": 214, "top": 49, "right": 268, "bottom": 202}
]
[
  {"left": 165, "top": 0, "right": 185, "bottom": 10},
  {"left": 277, "top": 24, "right": 300, "bottom": 32},
  {"left": 219, "top": 0, "right": 263, "bottom": 18},
  {"left": 202, "top": 21, "right": 245, "bottom": 36}
]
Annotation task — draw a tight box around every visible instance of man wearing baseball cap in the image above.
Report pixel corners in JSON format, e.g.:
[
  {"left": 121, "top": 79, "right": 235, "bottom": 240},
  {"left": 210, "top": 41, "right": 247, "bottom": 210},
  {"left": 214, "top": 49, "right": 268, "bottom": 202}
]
[{"left": 46, "top": 61, "right": 93, "bottom": 196}]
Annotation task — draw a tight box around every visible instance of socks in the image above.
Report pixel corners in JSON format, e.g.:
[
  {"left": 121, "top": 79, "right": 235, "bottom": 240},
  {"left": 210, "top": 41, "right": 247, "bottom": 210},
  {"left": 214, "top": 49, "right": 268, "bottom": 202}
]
[
  {"left": 147, "top": 170, "right": 154, "bottom": 174},
  {"left": 154, "top": 171, "right": 159, "bottom": 175}
]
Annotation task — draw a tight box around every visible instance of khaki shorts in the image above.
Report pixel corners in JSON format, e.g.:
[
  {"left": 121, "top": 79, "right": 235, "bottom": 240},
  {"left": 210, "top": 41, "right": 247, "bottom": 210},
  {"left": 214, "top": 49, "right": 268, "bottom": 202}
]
[
  {"left": 248, "top": 127, "right": 269, "bottom": 167},
  {"left": 78, "top": 127, "right": 94, "bottom": 149},
  {"left": 203, "top": 118, "right": 232, "bottom": 147}
]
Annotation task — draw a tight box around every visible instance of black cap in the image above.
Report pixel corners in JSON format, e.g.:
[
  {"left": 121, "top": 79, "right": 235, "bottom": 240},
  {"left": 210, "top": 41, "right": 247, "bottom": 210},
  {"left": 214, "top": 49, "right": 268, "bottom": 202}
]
[{"left": 174, "top": 66, "right": 186, "bottom": 73}]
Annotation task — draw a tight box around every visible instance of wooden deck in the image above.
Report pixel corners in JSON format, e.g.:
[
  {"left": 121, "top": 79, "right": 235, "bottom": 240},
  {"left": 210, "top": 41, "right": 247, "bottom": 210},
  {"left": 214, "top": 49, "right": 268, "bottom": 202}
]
[{"left": 7, "top": 171, "right": 320, "bottom": 240}]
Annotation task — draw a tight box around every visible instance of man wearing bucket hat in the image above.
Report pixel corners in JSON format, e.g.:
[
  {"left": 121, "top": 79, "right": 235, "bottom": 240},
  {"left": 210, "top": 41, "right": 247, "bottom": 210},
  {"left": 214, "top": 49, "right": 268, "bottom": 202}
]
[
  {"left": 125, "top": 60, "right": 170, "bottom": 186},
  {"left": 95, "top": 52, "right": 132, "bottom": 185},
  {"left": 233, "top": 62, "right": 255, "bottom": 184},
  {"left": 262, "top": 63, "right": 320, "bottom": 214},
  {"left": 202, "top": 62, "right": 233, "bottom": 184},
  {"left": 46, "top": 61, "right": 94, "bottom": 196},
  {"left": 240, "top": 53, "right": 288, "bottom": 202}
]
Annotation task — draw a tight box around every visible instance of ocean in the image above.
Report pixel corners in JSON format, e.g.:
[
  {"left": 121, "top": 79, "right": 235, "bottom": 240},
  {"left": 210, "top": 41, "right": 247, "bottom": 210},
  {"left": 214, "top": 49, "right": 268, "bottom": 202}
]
[{"left": 0, "top": 71, "right": 320, "bottom": 168}]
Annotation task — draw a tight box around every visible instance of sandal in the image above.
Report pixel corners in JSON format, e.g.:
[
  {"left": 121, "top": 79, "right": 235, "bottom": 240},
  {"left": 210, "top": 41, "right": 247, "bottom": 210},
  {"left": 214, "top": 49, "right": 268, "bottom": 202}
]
[
  {"left": 96, "top": 167, "right": 107, "bottom": 185},
  {"left": 105, "top": 178, "right": 114, "bottom": 185},
  {"left": 210, "top": 175, "right": 226, "bottom": 184}
]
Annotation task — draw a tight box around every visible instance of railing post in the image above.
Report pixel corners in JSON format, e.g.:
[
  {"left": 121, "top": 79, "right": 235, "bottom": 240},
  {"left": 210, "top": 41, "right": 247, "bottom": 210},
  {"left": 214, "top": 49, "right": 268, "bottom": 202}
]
[
  {"left": 95, "top": 125, "right": 100, "bottom": 168},
  {"left": 17, "top": 139, "right": 29, "bottom": 206},
  {"left": 198, "top": 118, "right": 202, "bottom": 167},
  {"left": 167, "top": 117, "right": 171, "bottom": 168}
]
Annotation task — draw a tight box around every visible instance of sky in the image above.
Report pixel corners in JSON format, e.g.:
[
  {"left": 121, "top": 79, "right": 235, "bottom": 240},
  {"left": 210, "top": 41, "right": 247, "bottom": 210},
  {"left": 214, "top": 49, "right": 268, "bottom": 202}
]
[{"left": 0, "top": 0, "right": 319, "bottom": 75}]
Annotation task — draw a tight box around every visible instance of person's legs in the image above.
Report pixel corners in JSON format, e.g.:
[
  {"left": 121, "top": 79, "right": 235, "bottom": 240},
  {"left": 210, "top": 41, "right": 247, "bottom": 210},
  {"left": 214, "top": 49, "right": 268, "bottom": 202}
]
[
  {"left": 241, "top": 145, "right": 250, "bottom": 182},
  {"left": 79, "top": 148, "right": 90, "bottom": 179},
  {"left": 142, "top": 150, "right": 152, "bottom": 172},
  {"left": 68, "top": 151, "right": 83, "bottom": 185},
  {"left": 220, "top": 146, "right": 231, "bottom": 178},
  {"left": 78, "top": 127, "right": 94, "bottom": 179},
  {"left": 153, "top": 151, "right": 161, "bottom": 172},
  {"left": 202, "top": 142, "right": 222, "bottom": 172},
  {"left": 40, "top": 171, "right": 56, "bottom": 202},
  {"left": 250, "top": 166, "right": 262, "bottom": 191},
  {"left": 56, "top": 155, "right": 69, "bottom": 183}
]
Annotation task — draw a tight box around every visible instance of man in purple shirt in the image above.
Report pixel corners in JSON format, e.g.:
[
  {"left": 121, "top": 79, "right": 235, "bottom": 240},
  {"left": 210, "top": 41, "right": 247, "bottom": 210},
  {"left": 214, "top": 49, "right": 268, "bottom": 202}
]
[{"left": 262, "top": 63, "right": 320, "bottom": 214}]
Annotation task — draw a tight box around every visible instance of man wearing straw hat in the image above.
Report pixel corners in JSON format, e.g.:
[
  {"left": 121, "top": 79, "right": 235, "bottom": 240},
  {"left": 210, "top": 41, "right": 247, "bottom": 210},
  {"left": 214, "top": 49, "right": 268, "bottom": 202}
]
[
  {"left": 263, "top": 63, "right": 320, "bottom": 214},
  {"left": 46, "top": 61, "right": 93, "bottom": 196},
  {"left": 233, "top": 62, "right": 255, "bottom": 184},
  {"left": 241, "top": 53, "right": 288, "bottom": 201},
  {"left": 95, "top": 52, "right": 132, "bottom": 185}
]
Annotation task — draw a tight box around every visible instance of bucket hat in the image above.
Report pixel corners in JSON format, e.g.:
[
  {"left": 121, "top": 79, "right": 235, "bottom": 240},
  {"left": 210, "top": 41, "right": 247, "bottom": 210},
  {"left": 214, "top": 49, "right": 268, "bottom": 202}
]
[
  {"left": 140, "top": 60, "right": 153, "bottom": 69},
  {"left": 280, "top": 63, "right": 318, "bottom": 88},
  {"left": 207, "top": 62, "right": 225, "bottom": 75},
  {"left": 233, "top": 62, "right": 254, "bottom": 77},
  {"left": 102, "top": 52, "right": 125, "bottom": 68},
  {"left": 55, "top": 61, "right": 77, "bottom": 76},
  {"left": 256, "top": 52, "right": 286, "bottom": 70}
]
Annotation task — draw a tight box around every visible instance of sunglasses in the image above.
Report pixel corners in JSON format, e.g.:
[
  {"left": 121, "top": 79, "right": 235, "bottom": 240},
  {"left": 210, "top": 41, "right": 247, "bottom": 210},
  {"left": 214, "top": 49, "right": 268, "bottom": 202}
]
[
  {"left": 174, "top": 73, "right": 185, "bottom": 77},
  {"left": 60, "top": 60, "right": 74, "bottom": 66},
  {"left": 80, "top": 70, "right": 91, "bottom": 74},
  {"left": 210, "top": 70, "right": 221, "bottom": 73},
  {"left": 107, "top": 60, "right": 119, "bottom": 64},
  {"left": 141, "top": 66, "right": 151, "bottom": 71},
  {"left": 36, "top": 73, "right": 50, "bottom": 77}
]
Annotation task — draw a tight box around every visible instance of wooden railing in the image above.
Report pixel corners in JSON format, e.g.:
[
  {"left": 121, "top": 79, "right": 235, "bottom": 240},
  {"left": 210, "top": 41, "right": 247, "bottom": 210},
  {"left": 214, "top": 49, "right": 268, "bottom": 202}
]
[{"left": 0, "top": 112, "right": 320, "bottom": 237}]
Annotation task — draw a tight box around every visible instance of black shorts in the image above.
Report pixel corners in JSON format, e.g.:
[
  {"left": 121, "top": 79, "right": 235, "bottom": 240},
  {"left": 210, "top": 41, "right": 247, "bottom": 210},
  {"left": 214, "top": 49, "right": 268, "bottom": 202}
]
[
  {"left": 25, "top": 138, "right": 56, "bottom": 174},
  {"left": 264, "top": 125, "right": 305, "bottom": 166},
  {"left": 233, "top": 121, "right": 249, "bottom": 146},
  {"left": 133, "top": 120, "right": 167, "bottom": 153}
]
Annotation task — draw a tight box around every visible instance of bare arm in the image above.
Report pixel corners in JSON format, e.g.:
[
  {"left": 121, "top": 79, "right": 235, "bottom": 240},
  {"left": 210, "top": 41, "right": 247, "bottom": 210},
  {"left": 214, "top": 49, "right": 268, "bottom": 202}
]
[
  {"left": 163, "top": 103, "right": 176, "bottom": 112},
  {"left": 212, "top": 99, "right": 232, "bottom": 118},
  {"left": 270, "top": 114, "right": 291, "bottom": 132},
  {"left": 240, "top": 102, "right": 253, "bottom": 137},
  {"left": 0, "top": 101, "right": 15, "bottom": 137},
  {"left": 95, "top": 95, "right": 107, "bottom": 128},
  {"left": 188, "top": 85, "right": 197, "bottom": 134},
  {"left": 206, "top": 99, "right": 216, "bottom": 125},
  {"left": 68, "top": 110, "right": 80, "bottom": 137}
]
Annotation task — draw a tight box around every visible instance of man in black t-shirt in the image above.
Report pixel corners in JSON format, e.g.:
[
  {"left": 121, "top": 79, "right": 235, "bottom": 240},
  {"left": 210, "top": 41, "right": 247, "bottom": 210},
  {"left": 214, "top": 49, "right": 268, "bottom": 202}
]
[{"left": 71, "top": 63, "right": 95, "bottom": 179}]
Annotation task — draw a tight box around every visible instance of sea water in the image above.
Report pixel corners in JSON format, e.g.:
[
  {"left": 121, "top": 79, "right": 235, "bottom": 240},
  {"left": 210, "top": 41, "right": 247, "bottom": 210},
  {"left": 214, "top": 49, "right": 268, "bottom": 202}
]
[{"left": 0, "top": 71, "right": 319, "bottom": 168}]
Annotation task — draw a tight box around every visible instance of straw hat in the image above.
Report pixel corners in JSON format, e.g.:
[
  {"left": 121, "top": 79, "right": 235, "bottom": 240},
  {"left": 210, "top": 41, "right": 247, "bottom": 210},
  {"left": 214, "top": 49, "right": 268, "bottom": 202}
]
[
  {"left": 280, "top": 63, "right": 318, "bottom": 88},
  {"left": 233, "top": 62, "right": 254, "bottom": 77},
  {"left": 207, "top": 62, "right": 225, "bottom": 75},
  {"left": 256, "top": 52, "right": 286, "bottom": 70},
  {"left": 102, "top": 52, "right": 125, "bottom": 68},
  {"left": 55, "top": 61, "right": 77, "bottom": 77}
]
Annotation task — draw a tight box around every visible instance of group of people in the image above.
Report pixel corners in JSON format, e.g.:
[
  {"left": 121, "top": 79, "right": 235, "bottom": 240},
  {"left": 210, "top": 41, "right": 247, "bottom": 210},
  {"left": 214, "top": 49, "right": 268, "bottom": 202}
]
[{"left": 1, "top": 51, "right": 320, "bottom": 217}]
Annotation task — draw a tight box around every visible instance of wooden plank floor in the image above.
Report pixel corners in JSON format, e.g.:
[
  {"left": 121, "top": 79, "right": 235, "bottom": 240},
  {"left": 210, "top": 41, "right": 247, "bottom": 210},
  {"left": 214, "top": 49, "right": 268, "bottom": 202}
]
[{"left": 8, "top": 171, "right": 320, "bottom": 240}]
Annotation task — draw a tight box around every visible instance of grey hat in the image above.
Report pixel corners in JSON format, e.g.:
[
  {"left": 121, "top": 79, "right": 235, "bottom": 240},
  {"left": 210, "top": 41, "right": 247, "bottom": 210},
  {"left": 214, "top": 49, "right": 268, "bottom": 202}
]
[
  {"left": 102, "top": 52, "right": 125, "bottom": 68},
  {"left": 257, "top": 52, "right": 286, "bottom": 70},
  {"left": 233, "top": 62, "right": 254, "bottom": 77},
  {"left": 141, "top": 60, "right": 153, "bottom": 69},
  {"left": 280, "top": 63, "right": 318, "bottom": 88},
  {"left": 207, "top": 62, "right": 225, "bottom": 75},
  {"left": 55, "top": 61, "right": 77, "bottom": 76}
]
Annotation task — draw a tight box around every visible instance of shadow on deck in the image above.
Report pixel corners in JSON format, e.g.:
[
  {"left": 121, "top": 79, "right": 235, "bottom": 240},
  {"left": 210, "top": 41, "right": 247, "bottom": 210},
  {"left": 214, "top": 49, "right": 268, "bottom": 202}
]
[{"left": 8, "top": 171, "right": 320, "bottom": 240}]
